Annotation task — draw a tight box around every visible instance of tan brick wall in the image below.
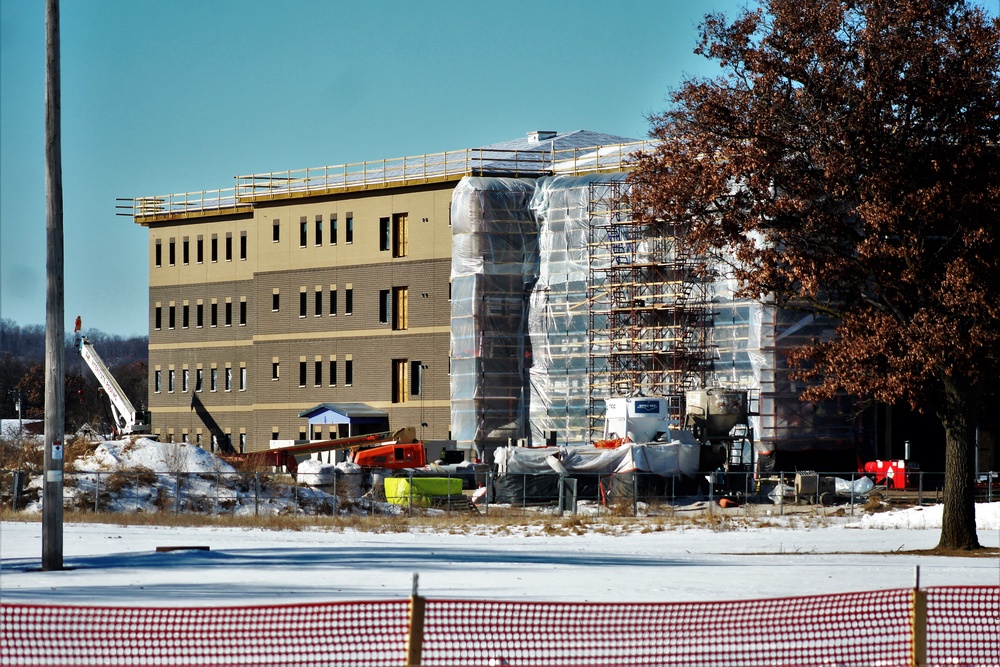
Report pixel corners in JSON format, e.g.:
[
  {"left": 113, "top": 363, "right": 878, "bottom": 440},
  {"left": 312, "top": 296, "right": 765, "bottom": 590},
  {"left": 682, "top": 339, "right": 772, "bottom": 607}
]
[{"left": 145, "top": 181, "right": 458, "bottom": 452}]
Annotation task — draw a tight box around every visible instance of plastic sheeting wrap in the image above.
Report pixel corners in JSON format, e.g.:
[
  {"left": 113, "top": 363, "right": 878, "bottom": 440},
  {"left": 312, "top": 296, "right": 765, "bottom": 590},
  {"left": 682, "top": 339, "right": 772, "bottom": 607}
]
[
  {"left": 450, "top": 178, "right": 538, "bottom": 455},
  {"left": 527, "top": 175, "right": 621, "bottom": 447},
  {"left": 449, "top": 173, "right": 858, "bottom": 463}
]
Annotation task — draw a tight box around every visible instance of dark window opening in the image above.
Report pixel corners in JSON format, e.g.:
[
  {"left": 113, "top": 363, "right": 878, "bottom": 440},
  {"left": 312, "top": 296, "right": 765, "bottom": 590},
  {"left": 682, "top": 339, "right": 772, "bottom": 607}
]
[{"left": 379, "top": 217, "right": 390, "bottom": 252}]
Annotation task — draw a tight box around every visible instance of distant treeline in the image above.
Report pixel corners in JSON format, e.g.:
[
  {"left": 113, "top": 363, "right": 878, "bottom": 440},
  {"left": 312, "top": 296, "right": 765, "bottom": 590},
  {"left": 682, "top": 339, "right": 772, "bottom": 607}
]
[{"left": 0, "top": 319, "right": 148, "bottom": 427}]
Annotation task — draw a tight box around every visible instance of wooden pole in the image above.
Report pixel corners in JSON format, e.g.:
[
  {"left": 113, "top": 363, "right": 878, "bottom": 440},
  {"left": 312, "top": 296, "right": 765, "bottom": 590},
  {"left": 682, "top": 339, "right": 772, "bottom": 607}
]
[
  {"left": 910, "top": 566, "right": 927, "bottom": 667},
  {"left": 42, "top": 0, "right": 65, "bottom": 571},
  {"left": 405, "top": 573, "right": 426, "bottom": 667}
]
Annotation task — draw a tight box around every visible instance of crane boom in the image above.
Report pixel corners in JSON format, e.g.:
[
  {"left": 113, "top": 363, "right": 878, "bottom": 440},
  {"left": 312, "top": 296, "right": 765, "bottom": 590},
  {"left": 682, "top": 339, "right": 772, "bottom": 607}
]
[{"left": 74, "top": 322, "right": 150, "bottom": 436}]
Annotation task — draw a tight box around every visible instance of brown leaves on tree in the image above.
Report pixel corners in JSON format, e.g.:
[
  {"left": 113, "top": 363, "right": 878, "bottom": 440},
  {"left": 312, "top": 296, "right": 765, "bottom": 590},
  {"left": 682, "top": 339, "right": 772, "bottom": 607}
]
[{"left": 630, "top": 0, "right": 999, "bottom": 549}]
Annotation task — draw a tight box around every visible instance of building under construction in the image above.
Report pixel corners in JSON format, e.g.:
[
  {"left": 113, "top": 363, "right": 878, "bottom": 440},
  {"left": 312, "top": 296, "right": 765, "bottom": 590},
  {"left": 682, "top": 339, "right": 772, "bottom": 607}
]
[
  {"left": 126, "top": 128, "right": 944, "bottom": 473},
  {"left": 450, "top": 174, "right": 858, "bottom": 470}
]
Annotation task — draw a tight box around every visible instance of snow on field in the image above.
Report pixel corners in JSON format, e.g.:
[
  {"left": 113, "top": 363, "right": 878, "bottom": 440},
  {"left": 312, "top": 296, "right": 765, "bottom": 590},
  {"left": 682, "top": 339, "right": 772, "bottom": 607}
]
[
  {"left": 2, "top": 438, "right": 997, "bottom": 607},
  {"left": 1, "top": 507, "right": 997, "bottom": 607}
]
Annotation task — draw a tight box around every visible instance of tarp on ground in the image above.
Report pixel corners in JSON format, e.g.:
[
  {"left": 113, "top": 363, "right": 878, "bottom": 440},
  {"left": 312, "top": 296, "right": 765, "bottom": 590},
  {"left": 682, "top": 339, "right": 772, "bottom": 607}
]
[{"left": 494, "top": 441, "right": 701, "bottom": 479}]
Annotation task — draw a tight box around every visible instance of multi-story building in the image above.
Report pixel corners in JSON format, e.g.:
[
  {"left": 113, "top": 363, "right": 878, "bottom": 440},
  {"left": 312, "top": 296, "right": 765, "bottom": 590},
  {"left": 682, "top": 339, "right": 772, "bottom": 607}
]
[{"left": 124, "top": 130, "right": 642, "bottom": 455}]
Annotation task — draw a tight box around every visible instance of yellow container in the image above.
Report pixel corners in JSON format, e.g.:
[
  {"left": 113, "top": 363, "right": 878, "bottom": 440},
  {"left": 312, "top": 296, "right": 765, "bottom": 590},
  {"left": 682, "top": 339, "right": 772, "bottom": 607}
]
[{"left": 384, "top": 477, "right": 463, "bottom": 507}]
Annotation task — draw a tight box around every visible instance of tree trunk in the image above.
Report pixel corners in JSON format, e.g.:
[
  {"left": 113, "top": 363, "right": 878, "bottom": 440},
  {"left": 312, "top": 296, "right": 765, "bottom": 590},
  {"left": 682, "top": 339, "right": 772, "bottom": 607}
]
[{"left": 936, "top": 377, "right": 981, "bottom": 550}]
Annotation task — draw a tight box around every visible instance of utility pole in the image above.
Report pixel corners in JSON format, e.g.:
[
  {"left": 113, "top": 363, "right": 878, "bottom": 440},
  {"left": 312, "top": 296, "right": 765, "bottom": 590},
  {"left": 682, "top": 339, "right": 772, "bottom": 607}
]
[{"left": 42, "top": 0, "right": 65, "bottom": 571}]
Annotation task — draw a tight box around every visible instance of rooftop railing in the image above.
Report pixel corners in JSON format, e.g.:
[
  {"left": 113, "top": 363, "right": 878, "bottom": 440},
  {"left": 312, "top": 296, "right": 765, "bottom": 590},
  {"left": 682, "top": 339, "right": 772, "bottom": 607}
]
[{"left": 119, "top": 140, "right": 654, "bottom": 221}]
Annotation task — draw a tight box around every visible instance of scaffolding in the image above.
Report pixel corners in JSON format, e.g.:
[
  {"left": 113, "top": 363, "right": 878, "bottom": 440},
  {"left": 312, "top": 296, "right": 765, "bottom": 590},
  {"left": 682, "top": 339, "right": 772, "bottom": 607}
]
[{"left": 587, "top": 180, "right": 715, "bottom": 426}]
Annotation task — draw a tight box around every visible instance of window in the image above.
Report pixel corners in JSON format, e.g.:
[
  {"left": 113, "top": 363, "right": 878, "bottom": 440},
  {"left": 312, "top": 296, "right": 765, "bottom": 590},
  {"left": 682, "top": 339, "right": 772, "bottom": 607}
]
[
  {"left": 299, "top": 361, "right": 307, "bottom": 387},
  {"left": 379, "top": 289, "right": 391, "bottom": 324},
  {"left": 314, "top": 361, "right": 322, "bottom": 386},
  {"left": 272, "top": 361, "right": 280, "bottom": 380},
  {"left": 239, "top": 366, "right": 247, "bottom": 391},
  {"left": 299, "top": 218, "right": 307, "bottom": 247},
  {"left": 155, "top": 241, "right": 162, "bottom": 267},
  {"left": 197, "top": 236, "right": 204, "bottom": 263},
  {"left": 168, "top": 305, "right": 176, "bottom": 329},
  {"left": 314, "top": 289, "right": 322, "bottom": 316},
  {"left": 345, "top": 288, "right": 353, "bottom": 315},
  {"left": 211, "top": 368, "right": 218, "bottom": 392},
  {"left": 379, "top": 217, "right": 390, "bottom": 252},
  {"left": 225, "top": 233, "right": 233, "bottom": 261},
  {"left": 239, "top": 433, "right": 246, "bottom": 453},
  {"left": 315, "top": 215, "right": 323, "bottom": 246},
  {"left": 196, "top": 303, "right": 203, "bottom": 328},
  {"left": 346, "top": 215, "right": 353, "bottom": 243},
  {"left": 393, "top": 213, "right": 408, "bottom": 257},
  {"left": 299, "top": 291, "right": 307, "bottom": 317},
  {"left": 329, "top": 288, "right": 337, "bottom": 315},
  {"left": 169, "top": 239, "right": 176, "bottom": 265},
  {"left": 272, "top": 291, "right": 280, "bottom": 311},
  {"left": 182, "top": 237, "right": 190, "bottom": 264},
  {"left": 225, "top": 367, "right": 232, "bottom": 392},
  {"left": 168, "top": 370, "right": 175, "bottom": 392},
  {"left": 211, "top": 302, "right": 218, "bottom": 327},
  {"left": 329, "top": 360, "right": 337, "bottom": 386},
  {"left": 345, "top": 359, "right": 353, "bottom": 386},
  {"left": 240, "top": 231, "right": 247, "bottom": 260},
  {"left": 195, "top": 369, "right": 203, "bottom": 392},
  {"left": 239, "top": 299, "right": 247, "bottom": 326},
  {"left": 393, "top": 286, "right": 408, "bottom": 330},
  {"left": 211, "top": 235, "right": 218, "bottom": 262},
  {"left": 392, "top": 359, "right": 407, "bottom": 403},
  {"left": 330, "top": 214, "right": 337, "bottom": 244},
  {"left": 154, "top": 370, "right": 162, "bottom": 393},
  {"left": 182, "top": 369, "right": 189, "bottom": 393},
  {"left": 225, "top": 301, "right": 232, "bottom": 326},
  {"left": 272, "top": 219, "right": 280, "bottom": 242},
  {"left": 411, "top": 361, "right": 423, "bottom": 396},
  {"left": 154, "top": 306, "right": 162, "bottom": 330},
  {"left": 182, "top": 304, "right": 189, "bottom": 329}
]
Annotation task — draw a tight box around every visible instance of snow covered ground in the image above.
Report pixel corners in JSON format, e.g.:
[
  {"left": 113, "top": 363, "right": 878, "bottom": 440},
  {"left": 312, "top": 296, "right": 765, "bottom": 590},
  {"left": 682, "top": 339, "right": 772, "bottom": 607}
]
[{"left": 1, "top": 506, "right": 997, "bottom": 607}]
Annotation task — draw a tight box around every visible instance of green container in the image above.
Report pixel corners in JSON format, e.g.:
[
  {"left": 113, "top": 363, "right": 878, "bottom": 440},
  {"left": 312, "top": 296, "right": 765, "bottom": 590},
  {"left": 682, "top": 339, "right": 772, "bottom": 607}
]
[{"left": 384, "top": 477, "right": 463, "bottom": 507}]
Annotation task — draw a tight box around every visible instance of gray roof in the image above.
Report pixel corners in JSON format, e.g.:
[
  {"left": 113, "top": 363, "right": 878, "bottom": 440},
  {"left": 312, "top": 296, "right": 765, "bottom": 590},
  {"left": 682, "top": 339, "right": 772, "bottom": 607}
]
[
  {"left": 298, "top": 403, "right": 388, "bottom": 419},
  {"left": 480, "top": 129, "right": 644, "bottom": 152}
]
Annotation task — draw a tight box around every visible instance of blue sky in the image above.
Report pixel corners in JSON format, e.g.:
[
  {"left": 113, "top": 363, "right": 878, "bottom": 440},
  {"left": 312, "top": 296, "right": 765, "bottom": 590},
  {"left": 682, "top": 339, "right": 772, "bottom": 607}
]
[
  {"left": 3, "top": 1, "right": 995, "bottom": 337},
  {"left": 0, "top": 0, "right": 756, "bottom": 336}
]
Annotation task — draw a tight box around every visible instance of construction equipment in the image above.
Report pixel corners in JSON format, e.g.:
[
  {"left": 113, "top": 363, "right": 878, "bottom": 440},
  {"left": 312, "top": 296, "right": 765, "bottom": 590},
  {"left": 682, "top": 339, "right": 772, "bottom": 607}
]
[
  {"left": 684, "top": 388, "right": 754, "bottom": 472},
  {"left": 233, "top": 428, "right": 426, "bottom": 476},
  {"left": 73, "top": 317, "right": 151, "bottom": 437}
]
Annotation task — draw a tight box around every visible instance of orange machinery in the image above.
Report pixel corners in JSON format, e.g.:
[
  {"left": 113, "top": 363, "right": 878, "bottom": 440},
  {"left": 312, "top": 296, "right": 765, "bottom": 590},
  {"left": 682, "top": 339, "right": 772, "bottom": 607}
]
[{"left": 232, "top": 428, "right": 425, "bottom": 477}]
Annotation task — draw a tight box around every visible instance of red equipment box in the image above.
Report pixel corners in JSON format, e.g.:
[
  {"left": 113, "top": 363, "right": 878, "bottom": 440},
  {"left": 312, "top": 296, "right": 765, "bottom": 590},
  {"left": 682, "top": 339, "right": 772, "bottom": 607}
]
[{"left": 863, "top": 460, "right": 908, "bottom": 489}]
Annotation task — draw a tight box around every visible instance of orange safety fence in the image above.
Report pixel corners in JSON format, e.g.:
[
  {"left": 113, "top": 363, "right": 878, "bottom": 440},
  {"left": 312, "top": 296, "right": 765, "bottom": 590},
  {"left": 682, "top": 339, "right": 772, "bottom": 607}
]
[{"left": 1, "top": 586, "right": 997, "bottom": 666}]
